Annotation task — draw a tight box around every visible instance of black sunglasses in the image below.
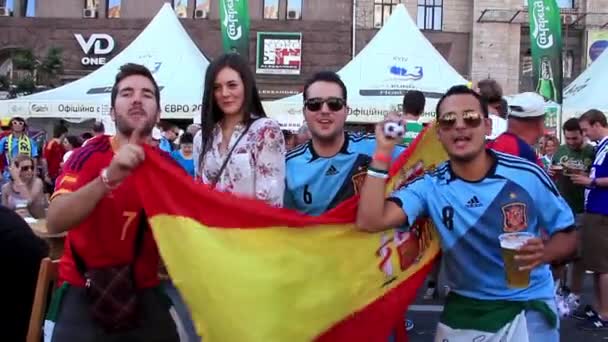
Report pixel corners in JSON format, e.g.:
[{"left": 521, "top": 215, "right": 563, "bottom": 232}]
[
  {"left": 20, "top": 165, "right": 34, "bottom": 172},
  {"left": 304, "top": 97, "right": 346, "bottom": 112},
  {"left": 437, "top": 111, "right": 483, "bottom": 130}
]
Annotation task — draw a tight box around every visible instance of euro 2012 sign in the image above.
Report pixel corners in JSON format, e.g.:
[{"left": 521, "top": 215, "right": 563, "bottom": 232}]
[{"left": 256, "top": 32, "right": 302, "bottom": 75}]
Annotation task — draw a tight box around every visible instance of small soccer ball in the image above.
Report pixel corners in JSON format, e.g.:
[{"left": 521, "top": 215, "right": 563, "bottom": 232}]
[{"left": 384, "top": 122, "right": 405, "bottom": 139}]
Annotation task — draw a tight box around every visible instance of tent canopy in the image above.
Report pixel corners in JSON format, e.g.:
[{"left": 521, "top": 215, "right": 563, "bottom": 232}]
[
  {"left": 0, "top": 3, "right": 209, "bottom": 120},
  {"left": 563, "top": 48, "right": 608, "bottom": 117},
  {"left": 265, "top": 4, "right": 468, "bottom": 129}
]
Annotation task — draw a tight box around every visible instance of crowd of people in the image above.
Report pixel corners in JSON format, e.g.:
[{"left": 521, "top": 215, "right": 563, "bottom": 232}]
[{"left": 2, "top": 52, "right": 607, "bottom": 341}]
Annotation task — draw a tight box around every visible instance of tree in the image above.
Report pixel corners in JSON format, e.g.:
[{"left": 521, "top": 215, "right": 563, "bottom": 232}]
[
  {"left": 38, "top": 47, "right": 64, "bottom": 87},
  {"left": 9, "top": 47, "right": 64, "bottom": 96}
]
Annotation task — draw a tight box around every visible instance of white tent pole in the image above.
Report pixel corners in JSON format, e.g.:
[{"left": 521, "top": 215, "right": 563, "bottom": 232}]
[{"left": 351, "top": 0, "right": 357, "bottom": 59}]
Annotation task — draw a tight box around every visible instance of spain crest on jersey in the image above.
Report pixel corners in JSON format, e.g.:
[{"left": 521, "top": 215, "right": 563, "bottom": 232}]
[{"left": 501, "top": 202, "right": 528, "bottom": 232}]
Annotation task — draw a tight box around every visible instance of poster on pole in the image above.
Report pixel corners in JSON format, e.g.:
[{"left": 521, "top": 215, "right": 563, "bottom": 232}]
[
  {"left": 527, "top": 0, "right": 563, "bottom": 104},
  {"left": 256, "top": 32, "right": 302, "bottom": 75},
  {"left": 219, "top": 0, "right": 250, "bottom": 60},
  {"left": 587, "top": 30, "right": 608, "bottom": 66}
]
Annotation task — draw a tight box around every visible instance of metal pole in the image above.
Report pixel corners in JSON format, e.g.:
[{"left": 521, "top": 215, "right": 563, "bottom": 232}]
[{"left": 352, "top": 0, "right": 357, "bottom": 59}]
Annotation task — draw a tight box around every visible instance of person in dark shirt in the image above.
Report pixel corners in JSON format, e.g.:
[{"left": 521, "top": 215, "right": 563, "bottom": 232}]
[{"left": 0, "top": 205, "right": 49, "bottom": 341}]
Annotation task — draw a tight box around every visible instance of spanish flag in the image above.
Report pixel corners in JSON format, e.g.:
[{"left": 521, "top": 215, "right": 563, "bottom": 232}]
[{"left": 135, "top": 125, "right": 448, "bottom": 342}]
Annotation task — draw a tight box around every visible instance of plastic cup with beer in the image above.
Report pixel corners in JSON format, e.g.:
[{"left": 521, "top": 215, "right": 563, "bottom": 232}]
[
  {"left": 499, "top": 232, "right": 535, "bottom": 288},
  {"left": 549, "top": 164, "right": 563, "bottom": 177}
]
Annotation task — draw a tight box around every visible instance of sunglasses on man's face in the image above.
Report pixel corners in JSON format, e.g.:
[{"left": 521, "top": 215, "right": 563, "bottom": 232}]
[
  {"left": 304, "top": 97, "right": 346, "bottom": 112},
  {"left": 20, "top": 165, "right": 34, "bottom": 172},
  {"left": 437, "top": 111, "right": 483, "bottom": 130}
]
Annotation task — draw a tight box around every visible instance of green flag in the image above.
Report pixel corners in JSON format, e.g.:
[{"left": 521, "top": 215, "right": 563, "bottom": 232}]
[
  {"left": 219, "top": 0, "right": 250, "bottom": 60},
  {"left": 528, "top": 0, "right": 563, "bottom": 104}
]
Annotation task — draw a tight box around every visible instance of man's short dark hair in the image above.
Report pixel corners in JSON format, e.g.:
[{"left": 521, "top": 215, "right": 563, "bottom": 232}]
[
  {"left": 477, "top": 78, "right": 503, "bottom": 104},
  {"left": 52, "top": 124, "right": 68, "bottom": 138},
  {"left": 435, "top": 85, "right": 489, "bottom": 118},
  {"left": 111, "top": 63, "right": 160, "bottom": 109},
  {"left": 499, "top": 98, "right": 509, "bottom": 118},
  {"left": 92, "top": 121, "right": 105, "bottom": 133},
  {"left": 302, "top": 71, "right": 347, "bottom": 102},
  {"left": 180, "top": 132, "right": 193, "bottom": 145},
  {"left": 579, "top": 109, "right": 607, "bottom": 128},
  {"left": 402, "top": 90, "right": 425, "bottom": 116},
  {"left": 562, "top": 118, "right": 581, "bottom": 132}
]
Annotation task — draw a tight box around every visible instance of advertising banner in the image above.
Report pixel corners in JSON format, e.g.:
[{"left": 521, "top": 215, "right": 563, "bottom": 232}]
[
  {"left": 528, "top": 0, "right": 563, "bottom": 104},
  {"left": 219, "top": 0, "right": 250, "bottom": 60},
  {"left": 256, "top": 32, "right": 302, "bottom": 75}
]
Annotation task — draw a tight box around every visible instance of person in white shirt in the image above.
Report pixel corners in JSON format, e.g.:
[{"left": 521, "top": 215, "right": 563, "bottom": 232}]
[
  {"left": 477, "top": 78, "right": 507, "bottom": 140},
  {"left": 195, "top": 53, "right": 285, "bottom": 206}
]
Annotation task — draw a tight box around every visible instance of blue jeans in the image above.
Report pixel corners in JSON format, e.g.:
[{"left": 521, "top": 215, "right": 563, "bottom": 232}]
[{"left": 162, "top": 280, "right": 202, "bottom": 342}]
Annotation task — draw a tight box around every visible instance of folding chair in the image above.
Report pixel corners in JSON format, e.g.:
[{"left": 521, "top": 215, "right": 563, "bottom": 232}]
[{"left": 26, "top": 257, "right": 59, "bottom": 342}]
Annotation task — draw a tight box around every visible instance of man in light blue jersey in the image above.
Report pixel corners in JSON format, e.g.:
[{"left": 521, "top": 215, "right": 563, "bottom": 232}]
[
  {"left": 283, "top": 71, "right": 412, "bottom": 334},
  {"left": 357, "top": 85, "right": 577, "bottom": 340},
  {"left": 284, "top": 71, "right": 404, "bottom": 216}
]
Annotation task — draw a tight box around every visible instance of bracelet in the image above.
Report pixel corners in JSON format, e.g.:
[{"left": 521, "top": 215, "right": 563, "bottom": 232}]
[
  {"left": 367, "top": 169, "right": 389, "bottom": 179},
  {"left": 372, "top": 152, "right": 391, "bottom": 164},
  {"left": 368, "top": 166, "right": 389, "bottom": 175},
  {"left": 100, "top": 168, "right": 120, "bottom": 190}
]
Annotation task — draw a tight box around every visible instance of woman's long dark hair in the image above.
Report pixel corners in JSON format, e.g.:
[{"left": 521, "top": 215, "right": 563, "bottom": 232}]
[{"left": 199, "top": 53, "right": 266, "bottom": 163}]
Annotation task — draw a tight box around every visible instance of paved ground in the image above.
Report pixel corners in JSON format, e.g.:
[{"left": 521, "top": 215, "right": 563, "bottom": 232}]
[{"left": 406, "top": 273, "right": 608, "bottom": 342}]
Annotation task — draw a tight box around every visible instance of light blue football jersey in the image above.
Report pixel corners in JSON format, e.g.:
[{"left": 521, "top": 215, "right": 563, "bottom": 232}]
[
  {"left": 285, "top": 132, "right": 404, "bottom": 216},
  {"left": 389, "top": 150, "right": 574, "bottom": 301}
]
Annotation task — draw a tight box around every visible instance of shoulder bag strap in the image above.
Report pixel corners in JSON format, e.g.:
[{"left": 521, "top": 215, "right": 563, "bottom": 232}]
[{"left": 210, "top": 121, "right": 255, "bottom": 188}]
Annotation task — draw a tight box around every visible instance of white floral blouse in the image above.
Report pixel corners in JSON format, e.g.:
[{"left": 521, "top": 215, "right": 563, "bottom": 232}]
[{"left": 194, "top": 117, "right": 286, "bottom": 206}]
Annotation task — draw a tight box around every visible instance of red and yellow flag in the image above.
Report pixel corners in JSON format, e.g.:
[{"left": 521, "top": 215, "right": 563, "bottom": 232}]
[{"left": 135, "top": 125, "right": 448, "bottom": 342}]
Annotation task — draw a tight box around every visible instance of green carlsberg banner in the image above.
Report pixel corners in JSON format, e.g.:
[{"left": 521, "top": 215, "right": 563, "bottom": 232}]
[
  {"left": 219, "top": 0, "right": 250, "bottom": 60},
  {"left": 528, "top": 0, "right": 563, "bottom": 104}
]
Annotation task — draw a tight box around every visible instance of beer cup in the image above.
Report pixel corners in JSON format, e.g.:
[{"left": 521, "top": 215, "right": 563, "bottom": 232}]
[{"left": 499, "top": 232, "right": 534, "bottom": 288}]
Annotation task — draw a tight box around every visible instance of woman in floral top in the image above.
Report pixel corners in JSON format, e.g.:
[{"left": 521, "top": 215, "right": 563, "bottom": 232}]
[{"left": 194, "top": 53, "right": 285, "bottom": 206}]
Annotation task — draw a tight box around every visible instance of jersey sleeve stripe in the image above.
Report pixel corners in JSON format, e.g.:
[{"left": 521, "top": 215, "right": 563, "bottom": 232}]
[
  {"left": 496, "top": 152, "right": 556, "bottom": 186},
  {"left": 349, "top": 133, "right": 375, "bottom": 142},
  {"left": 496, "top": 160, "right": 559, "bottom": 196},
  {"left": 66, "top": 139, "right": 110, "bottom": 172},
  {"left": 65, "top": 138, "right": 105, "bottom": 170},
  {"left": 286, "top": 143, "right": 308, "bottom": 158},
  {"left": 286, "top": 147, "right": 309, "bottom": 161}
]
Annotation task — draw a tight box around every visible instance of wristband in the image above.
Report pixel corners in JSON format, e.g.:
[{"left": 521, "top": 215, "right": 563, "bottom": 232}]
[
  {"left": 367, "top": 169, "right": 389, "bottom": 179},
  {"left": 373, "top": 152, "right": 391, "bottom": 164},
  {"left": 368, "top": 166, "right": 389, "bottom": 175},
  {"left": 100, "top": 168, "right": 120, "bottom": 190},
  {"left": 590, "top": 177, "right": 597, "bottom": 189}
]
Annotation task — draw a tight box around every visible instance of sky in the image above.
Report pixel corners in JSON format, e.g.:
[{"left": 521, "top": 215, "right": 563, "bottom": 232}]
[{"left": 26, "top": 0, "right": 35, "bottom": 17}]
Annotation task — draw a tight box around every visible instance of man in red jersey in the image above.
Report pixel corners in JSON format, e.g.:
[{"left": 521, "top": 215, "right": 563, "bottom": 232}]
[
  {"left": 42, "top": 124, "right": 67, "bottom": 193},
  {"left": 46, "top": 63, "right": 179, "bottom": 341}
]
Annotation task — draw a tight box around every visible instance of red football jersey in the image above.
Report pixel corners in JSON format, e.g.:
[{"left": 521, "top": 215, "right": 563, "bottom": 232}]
[
  {"left": 43, "top": 139, "right": 65, "bottom": 179},
  {"left": 52, "top": 135, "right": 160, "bottom": 288}
]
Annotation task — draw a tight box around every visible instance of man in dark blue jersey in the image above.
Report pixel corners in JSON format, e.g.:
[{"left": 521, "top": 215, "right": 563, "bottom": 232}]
[
  {"left": 284, "top": 71, "right": 404, "bottom": 216},
  {"left": 572, "top": 109, "right": 608, "bottom": 331}
]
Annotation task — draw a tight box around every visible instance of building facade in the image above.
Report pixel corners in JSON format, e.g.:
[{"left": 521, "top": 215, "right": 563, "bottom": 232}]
[{"left": 0, "top": 0, "right": 607, "bottom": 100}]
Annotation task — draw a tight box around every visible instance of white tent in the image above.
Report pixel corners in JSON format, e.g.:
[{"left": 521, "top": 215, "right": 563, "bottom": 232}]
[
  {"left": 265, "top": 4, "right": 468, "bottom": 129},
  {"left": 563, "top": 48, "right": 608, "bottom": 118},
  {"left": 0, "top": 3, "right": 209, "bottom": 124}
]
